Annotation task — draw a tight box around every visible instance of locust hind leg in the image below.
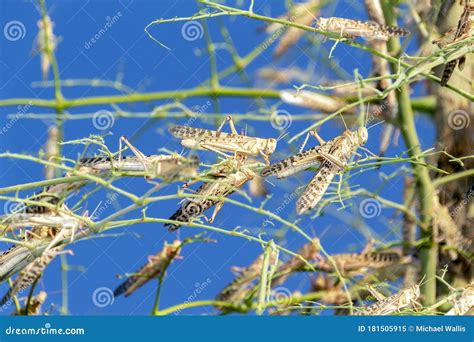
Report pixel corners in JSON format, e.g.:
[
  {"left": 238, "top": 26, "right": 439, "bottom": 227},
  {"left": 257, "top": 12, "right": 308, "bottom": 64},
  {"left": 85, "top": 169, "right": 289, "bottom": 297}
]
[
  {"left": 216, "top": 115, "right": 239, "bottom": 135},
  {"left": 200, "top": 143, "right": 233, "bottom": 159},
  {"left": 309, "top": 130, "right": 326, "bottom": 145},
  {"left": 207, "top": 201, "right": 224, "bottom": 224},
  {"left": 120, "top": 136, "right": 158, "bottom": 183},
  {"left": 318, "top": 151, "right": 345, "bottom": 170},
  {"left": 119, "top": 136, "right": 146, "bottom": 162},
  {"left": 43, "top": 229, "right": 66, "bottom": 252},
  {"left": 219, "top": 115, "right": 239, "bottom": 135}
]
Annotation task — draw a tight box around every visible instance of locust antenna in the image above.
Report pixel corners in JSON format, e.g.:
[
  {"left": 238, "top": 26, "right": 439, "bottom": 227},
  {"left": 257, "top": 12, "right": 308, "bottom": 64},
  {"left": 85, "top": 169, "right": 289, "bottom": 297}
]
[
  {"left": 302, "top": 4, "right": 318, "bottom": 24},
  {"left": 367, "top": 119, "right": 385, "bottom": 131},
  {"left": 299, "top": 132, "right": 310, "bottom": 153},
  {"left": 339, "top": 111, "right": 348, "bottom": 131},
  {"left": 418, "top": 274, "right": 428, "bottom": 287},
  {"left": 365, "top": 103, "right": 370, "bottom": 127}
]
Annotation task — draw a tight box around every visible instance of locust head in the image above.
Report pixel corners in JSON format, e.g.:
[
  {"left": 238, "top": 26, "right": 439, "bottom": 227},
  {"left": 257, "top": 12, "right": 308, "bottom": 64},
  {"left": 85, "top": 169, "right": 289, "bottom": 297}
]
[
  {"left": 356, "top": 127, "right": 368, "bottom": 147},
  {"left": 261, "top": 138, "right": 277, "bottom": 156},
  {"left": 412, "top": 284, "right": 420, "bottom": 299}
]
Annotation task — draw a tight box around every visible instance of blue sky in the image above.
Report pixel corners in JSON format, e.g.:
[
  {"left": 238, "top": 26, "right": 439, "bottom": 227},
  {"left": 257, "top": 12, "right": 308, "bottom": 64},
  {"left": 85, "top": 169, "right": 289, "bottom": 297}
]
[{"left": 0, "top": 0, "right": 436, "bottom": 315}]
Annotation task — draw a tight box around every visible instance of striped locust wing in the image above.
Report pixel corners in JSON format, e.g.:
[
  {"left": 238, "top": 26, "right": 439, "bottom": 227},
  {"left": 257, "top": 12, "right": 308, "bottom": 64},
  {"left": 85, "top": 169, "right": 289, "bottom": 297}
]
[
  {"left": 164, "top": 181, "right": 231, "bottom": 231},
  {"left": 114, "top": 241, "right": 182, "bottom": 297},
  {"left": 0, "top": 246, "right": 37, "bottom": 282},
  {"left": 296, "top": 161, "right": 339, "bottom": 215},
  {"left": 164, "top": 168, "right": 253, "bottom": 231},
  {"left": 168, "top": 125, "right": 219, "bottom": 140}
]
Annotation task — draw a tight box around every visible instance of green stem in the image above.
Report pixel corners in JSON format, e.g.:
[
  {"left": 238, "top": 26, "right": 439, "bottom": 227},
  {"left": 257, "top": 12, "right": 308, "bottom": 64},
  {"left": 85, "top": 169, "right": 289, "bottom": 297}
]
[
  {"left": 382, "top": 0, "right": 436, "bottom": 305},
  {"left": 0, "top": 87, "right": 280, "bottom": 109}
]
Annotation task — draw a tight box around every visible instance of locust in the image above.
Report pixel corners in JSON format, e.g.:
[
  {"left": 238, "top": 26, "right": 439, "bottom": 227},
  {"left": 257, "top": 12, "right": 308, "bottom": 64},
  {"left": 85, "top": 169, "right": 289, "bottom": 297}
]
[
  {"left": 114, "top": 240, "right": 182, "bottom": 297},
  {"left": 216, "top": 250, "right": 278, "bottom": 305},
  {"left": 356, "top": 284, "right": 421, "bottom": 315},
  {"left": 433, "top": 0, "right": 474, "bottom": 86},
  {"left": 432, "top": 195, "right": 471, "bottom": 260},
  {"left": 15, "top": 291, "right": 47, "bottom": 315},
  {"left": 279, "top": 89, "right": 348, "bottom": 114},
  {"left": 312, "top": 274, "right": 353, "bottom": 306},
  {"left": 1, "top": 208, "right": 85, "bottom": 282},
  {"left": 265, "top": 0, "right": 321, "bottom": 58},
  {"left": 164, "top": 158, "right": 255, "bottom": 231},
  {"left": 2, "top": 205, "right": 87, "bottom": 253},
  {"left": 169, "top": 116, "right": 277, "bottom": 165},
  {"left": 272, "top": 238, "right": 321, "bottom": 286},
  {"left": 315, "top": 17, "right": 409, "bottom": 41},
  {"left": 0, "top": 245, "right": 37, "bottom": 282},
  {"left": 78, "top": 136, "right": 199, "bottom": 181},
  {"left": 446, "top": 283, "right": 474, "bottom": 315},
  {"left": 261, "top": 127, "right": 368, "bottom": 215},
  {"left": 35, "top": 15, "right": 57, "bottom": 80},
  {"left": 14, "top": 180, "right": 88, "bottom": 217},
  {"left": 315, "top": 248, "right": 410, "bottom": 275},
  {"left": 0, "top": 246, "right": 72, "bottom": 306}
]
